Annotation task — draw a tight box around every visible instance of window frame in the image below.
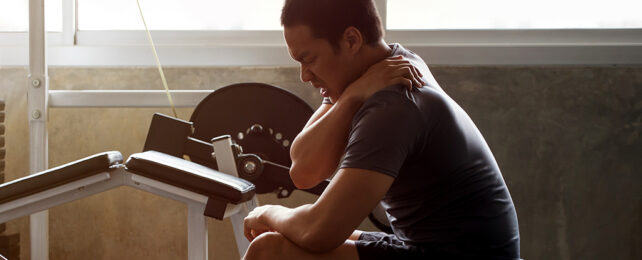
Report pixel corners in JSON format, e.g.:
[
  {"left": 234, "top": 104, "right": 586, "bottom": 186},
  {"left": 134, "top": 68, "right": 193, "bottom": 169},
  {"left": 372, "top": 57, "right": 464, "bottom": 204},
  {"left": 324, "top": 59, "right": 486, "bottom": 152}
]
[{"left": 1, "top": 0, "right": 641, "bottom": 66}]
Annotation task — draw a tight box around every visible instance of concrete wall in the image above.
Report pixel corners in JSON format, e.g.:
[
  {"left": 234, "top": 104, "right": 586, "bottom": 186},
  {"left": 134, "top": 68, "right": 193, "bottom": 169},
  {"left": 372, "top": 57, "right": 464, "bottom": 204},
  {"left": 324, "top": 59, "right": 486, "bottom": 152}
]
[{"left": 0, "top": 65, "right": 639, "bottom": 259}]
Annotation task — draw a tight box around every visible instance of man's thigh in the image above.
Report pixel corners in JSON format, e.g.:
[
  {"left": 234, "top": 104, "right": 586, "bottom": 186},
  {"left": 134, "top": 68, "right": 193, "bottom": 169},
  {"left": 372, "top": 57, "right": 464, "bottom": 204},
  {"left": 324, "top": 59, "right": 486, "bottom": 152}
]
[{"left": 243, "top": 232, "right": 359, "bottom": 260}]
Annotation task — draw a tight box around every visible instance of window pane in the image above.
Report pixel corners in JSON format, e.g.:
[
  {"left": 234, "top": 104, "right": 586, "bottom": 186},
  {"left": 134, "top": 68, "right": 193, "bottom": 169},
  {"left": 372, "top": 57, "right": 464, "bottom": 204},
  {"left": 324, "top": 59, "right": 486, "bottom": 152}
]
[
  {"left": 78, "top": 0, "right": 285, "bottom": 30},
  {"left": 387, "top": 0, "right": 642, "bottom": 29},
  {"left": 0, "top": 0, "right": 62, "bottom": 31}
]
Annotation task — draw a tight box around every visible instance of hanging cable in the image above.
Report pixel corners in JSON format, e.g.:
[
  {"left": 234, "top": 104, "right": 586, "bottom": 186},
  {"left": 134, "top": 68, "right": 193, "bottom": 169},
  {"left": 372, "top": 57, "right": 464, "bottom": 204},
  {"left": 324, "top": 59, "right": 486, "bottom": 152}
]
[{"left": 135, "top": 0, "right": 178, "bottom": 118}]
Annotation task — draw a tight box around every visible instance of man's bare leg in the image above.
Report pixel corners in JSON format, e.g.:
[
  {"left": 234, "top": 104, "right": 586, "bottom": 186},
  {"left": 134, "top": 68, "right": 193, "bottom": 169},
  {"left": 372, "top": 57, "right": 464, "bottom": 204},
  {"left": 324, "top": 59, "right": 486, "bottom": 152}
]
[{"left": 243, "top": 232, "right": 360, "bottom": 260}]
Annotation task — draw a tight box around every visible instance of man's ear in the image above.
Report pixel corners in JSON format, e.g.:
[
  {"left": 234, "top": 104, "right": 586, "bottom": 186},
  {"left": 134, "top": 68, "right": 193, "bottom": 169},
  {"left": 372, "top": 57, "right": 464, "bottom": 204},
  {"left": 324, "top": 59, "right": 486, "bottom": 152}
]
[{"left": 342, "top": 26, "right": 363, "bottom": 55}]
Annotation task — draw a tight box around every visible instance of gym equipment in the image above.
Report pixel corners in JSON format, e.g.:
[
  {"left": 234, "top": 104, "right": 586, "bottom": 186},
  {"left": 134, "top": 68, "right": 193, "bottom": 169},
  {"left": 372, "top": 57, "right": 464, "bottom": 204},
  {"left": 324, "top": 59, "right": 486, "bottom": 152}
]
[
  {"left": 0, "top": 83, "right": 391, "bottom": 258},
  {"left": 144, "top": 83, "right": 327, "bottom": 197},
  {"left": 0, "top": 83, "right": 326, "bottom": 259}
]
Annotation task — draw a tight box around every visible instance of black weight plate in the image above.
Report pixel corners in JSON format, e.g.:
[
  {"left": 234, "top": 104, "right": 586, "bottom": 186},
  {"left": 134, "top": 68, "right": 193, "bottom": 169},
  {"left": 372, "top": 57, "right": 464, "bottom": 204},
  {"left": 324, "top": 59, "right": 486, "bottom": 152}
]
[{"left": 190, "top": 83, "right": 313, "bottom": 167}]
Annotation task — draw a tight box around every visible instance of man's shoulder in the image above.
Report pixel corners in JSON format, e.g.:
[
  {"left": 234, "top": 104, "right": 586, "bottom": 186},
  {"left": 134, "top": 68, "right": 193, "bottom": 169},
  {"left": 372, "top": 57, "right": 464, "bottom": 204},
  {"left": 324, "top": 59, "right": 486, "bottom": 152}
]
[
  {"left": 359, "top": 86, "right": 418, "bottom": 115},
  {"left": 350, "top": 86, "right": 426, "bottom": 131},
  {"left": 364, "top": 85, "right": 449, "bottom": 114}
]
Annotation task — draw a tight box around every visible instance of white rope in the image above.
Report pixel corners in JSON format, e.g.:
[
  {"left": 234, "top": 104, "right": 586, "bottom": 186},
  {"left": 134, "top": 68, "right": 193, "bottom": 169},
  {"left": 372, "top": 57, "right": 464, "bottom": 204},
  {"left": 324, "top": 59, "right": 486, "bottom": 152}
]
[{"left": 135, "top": 0, "right": 178, "bottom": 118}]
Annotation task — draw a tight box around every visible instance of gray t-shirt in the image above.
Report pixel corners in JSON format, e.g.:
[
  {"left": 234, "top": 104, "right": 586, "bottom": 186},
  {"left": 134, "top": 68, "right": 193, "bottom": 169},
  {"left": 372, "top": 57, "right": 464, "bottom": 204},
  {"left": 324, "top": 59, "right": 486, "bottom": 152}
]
[{"left": 340, "top": 44, "right": 520, "bottom": 258}]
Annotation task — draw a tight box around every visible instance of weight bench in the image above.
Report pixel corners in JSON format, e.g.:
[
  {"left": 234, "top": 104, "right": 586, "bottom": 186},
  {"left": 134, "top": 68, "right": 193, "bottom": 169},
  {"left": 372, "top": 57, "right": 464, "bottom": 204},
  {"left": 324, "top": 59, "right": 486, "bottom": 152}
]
[{"left": 0, "top": 140, "right": 257, "bottom": 258}]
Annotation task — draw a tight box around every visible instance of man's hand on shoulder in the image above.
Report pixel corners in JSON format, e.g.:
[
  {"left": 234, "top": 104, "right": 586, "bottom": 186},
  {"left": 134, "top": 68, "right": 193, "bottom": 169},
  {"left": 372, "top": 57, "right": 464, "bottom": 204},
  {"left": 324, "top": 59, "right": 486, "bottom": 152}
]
[{"left": 340, "top": 56, "right": 426, "bottom": 104}]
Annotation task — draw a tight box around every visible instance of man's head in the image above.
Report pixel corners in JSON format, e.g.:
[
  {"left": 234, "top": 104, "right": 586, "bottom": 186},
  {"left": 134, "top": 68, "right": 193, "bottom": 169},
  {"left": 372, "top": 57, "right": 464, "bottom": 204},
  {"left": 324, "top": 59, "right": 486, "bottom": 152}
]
[
  {"left": 281, "top": 0, "right": 384, "bottom": 51},
  {"left": 281, "top": 0, "right": 387, "bottom": 102}
]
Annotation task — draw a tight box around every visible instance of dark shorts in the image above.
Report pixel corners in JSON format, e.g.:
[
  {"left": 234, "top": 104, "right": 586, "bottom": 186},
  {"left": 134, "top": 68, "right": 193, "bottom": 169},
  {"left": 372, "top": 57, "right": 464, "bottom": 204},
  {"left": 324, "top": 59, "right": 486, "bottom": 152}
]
[
  {"left": 355, "top": 232, "right": 522, "bottom": 260},
  {"left": 355, "top": 232, "right": 433, "bottom": 260}
]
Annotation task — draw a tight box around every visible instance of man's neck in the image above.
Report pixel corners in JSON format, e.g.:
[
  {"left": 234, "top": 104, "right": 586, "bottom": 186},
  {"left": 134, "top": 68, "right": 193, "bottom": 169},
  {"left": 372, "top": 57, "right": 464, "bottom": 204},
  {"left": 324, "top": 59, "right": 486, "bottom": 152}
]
[
  {"left": 364, "top": 40, "right": 392, "bottom": 65},
  {"left": 337, "top": 40, "right": 394, "bottom": 102},
  {"left": 355, "top": 40, "right": 392, "bottom": 74}
]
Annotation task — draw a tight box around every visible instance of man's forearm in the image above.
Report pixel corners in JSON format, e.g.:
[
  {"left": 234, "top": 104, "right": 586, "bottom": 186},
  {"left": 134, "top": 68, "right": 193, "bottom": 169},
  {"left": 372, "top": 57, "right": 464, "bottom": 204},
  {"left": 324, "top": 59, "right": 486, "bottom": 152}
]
[
  {"left": 259, "top": 204, "right": 348, "bottom": 253},
  {"left": 303, "top": 103, "right": 332, "bottom": 129},
  {"left": 289, "top": 95, "right": 364, "bottom": 189}
]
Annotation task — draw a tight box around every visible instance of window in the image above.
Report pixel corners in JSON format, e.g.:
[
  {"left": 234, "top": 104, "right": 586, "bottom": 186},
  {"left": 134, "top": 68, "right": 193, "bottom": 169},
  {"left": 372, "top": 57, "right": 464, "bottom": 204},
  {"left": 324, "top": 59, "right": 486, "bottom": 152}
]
[
  {"left": 0, "top": 0, "right": 62, "bottom": 31},
  {"left": 1, "top": 0, "right": 640, "bottom": 65},
  {"left": 387, "top": 0, "right": 642, "bottom": 29},
  {"left": 78, "top": 0, "right": 284, "bottom": 30}
]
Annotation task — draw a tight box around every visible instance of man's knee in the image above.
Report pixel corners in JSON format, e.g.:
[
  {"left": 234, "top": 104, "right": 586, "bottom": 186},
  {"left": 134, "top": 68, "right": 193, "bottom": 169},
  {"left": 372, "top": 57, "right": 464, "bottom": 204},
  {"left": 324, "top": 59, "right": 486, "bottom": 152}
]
[{"left": 243, "top": 232, "right": 287, "bottom": 260}]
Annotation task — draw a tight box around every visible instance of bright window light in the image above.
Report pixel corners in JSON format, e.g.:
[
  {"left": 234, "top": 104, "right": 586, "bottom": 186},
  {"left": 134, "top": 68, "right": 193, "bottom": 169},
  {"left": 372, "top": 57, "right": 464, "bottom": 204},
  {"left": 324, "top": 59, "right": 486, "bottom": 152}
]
[
  {"left": 387, "top": 0, "right": 642, "bottom": 29},
  {"left": 78, "top": 0, "right": 285, "bottom": 30},
  {"left": 0, "top": 0, "right": 62, "bottom": 31}
]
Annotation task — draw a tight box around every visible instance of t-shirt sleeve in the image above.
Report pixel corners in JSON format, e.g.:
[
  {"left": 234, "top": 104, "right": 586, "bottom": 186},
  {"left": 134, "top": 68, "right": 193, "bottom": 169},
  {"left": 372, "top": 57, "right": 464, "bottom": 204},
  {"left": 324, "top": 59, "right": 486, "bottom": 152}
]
[{"left": 340, "top": 93, "right": 422, "bottom": 178}]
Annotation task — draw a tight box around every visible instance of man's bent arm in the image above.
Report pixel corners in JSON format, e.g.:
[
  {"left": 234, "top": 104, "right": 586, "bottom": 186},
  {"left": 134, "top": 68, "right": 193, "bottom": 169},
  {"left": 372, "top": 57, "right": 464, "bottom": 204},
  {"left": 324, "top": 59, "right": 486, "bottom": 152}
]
[
  {"left": 252, "top": 168, "right": 394, "bottom": 252},
  {"left": 289, "top": 95, "right": 364, "bottom": 189},
  {"left": 290, "top": 57, "right": 424, "bottom": 189},
  {"left": 303, "top": 103, "right": 332, "bottom": 129}
]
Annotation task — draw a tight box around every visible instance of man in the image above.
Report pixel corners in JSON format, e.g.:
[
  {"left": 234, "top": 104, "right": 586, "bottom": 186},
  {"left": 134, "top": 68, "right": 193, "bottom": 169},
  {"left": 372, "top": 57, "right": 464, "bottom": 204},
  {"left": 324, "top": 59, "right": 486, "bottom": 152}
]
[{"left": 243, "top": 0, "right": 520, "bottom": 259}]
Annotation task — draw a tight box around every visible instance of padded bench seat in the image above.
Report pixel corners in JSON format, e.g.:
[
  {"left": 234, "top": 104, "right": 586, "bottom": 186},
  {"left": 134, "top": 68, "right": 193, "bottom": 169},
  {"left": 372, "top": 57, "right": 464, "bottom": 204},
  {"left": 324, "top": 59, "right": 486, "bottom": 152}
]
[
  {"left": 125, "top": 151, "right": 255, "bottom": 219},
  {"left": 0, "top": 150, "right": 255, "bottom": 221},
  {"left": 0, "top": 151, "right": 123, "bottom": 204}
]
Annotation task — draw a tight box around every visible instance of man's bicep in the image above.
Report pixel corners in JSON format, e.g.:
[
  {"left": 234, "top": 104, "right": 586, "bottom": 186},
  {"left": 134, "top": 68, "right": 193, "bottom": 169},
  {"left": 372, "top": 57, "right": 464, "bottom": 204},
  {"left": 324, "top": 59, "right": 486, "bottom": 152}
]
[{"left": 310, "top": 168, "right": 394, "bottom": 242}]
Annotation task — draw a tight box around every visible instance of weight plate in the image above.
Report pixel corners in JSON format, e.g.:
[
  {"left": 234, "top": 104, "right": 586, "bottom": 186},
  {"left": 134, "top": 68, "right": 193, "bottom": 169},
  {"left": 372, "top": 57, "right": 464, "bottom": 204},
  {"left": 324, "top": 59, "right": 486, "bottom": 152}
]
[{"left": 190, "top": 83, "right": 313, "bottom": 167}]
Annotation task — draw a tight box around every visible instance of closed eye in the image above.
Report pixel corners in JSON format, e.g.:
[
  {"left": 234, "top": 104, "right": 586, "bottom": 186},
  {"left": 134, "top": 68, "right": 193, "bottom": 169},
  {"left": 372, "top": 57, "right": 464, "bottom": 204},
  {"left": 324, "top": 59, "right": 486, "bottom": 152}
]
[{"left": 303, "top": 56, "right": 316, "bottom": 65}]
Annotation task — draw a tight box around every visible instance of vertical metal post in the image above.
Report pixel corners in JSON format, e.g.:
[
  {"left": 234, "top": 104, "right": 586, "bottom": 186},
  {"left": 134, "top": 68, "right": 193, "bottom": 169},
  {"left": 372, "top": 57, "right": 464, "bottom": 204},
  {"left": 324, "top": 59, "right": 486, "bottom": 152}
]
[
  {"left": 187, "top": 203, "right": 207, "bottom": 260},
  {"left": 230, "top": 199, "right": 257, "bottom": 258},
  {"left": 28, "top": 0, "right": 49, "bottom": 259},
  {"left": 62, "top": 0, "right": 76, "bottom": 45},
  {"left": 212, "top": 135, "right": 259, "bottom": 257},
  {"left": 211, "top": 136, "right": 239, "bottom": 177}
]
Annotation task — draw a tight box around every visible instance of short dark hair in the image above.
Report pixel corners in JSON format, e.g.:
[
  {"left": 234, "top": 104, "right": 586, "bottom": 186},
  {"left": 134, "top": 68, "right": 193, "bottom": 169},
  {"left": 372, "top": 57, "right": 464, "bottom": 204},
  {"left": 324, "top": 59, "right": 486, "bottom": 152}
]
[{"left": 281, "top": 0, "right": 384, "bottom": 50}]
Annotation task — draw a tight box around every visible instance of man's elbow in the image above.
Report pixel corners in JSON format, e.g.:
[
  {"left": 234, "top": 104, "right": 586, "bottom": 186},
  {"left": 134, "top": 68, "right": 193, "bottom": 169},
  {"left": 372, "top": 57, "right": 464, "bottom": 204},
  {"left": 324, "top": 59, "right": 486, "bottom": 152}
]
[{"left": 289, "top": 166, "right": 321, "bottom": 190}]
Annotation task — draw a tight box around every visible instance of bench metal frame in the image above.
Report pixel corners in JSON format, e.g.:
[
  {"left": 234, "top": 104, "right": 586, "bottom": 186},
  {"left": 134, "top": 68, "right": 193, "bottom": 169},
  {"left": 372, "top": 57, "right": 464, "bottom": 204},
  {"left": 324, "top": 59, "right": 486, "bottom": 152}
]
[
  {"left": 6, "top": 132, "right": 255, "bottom": 259},
  {"left": 0, "top": 165, "right": 256, "bottom": 259}
]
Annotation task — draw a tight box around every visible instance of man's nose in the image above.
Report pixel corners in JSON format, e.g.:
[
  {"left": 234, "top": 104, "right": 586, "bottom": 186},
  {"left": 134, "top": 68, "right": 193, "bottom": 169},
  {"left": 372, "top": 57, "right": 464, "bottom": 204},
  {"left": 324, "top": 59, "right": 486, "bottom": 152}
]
[{"left": 300, "top": 65, "right": 313, "bottom": 83}]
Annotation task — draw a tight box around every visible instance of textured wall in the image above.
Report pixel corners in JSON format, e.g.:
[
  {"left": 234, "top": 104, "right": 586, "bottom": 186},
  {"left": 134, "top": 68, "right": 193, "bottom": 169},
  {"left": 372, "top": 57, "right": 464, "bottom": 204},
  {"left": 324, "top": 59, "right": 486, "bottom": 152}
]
[{"left": 0, "top": 65, "right": 640, "bottom": 260}]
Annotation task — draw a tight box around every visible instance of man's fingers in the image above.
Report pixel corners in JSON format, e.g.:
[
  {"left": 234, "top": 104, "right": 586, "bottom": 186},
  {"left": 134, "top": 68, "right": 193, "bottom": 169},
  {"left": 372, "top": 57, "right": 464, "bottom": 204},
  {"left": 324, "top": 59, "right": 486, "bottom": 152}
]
[
  {"left": 390, "top": 77, "right": 413, "bottom": 89},
  {"left": 390, "top": 66, "right": 421, "bottom": 90},
  {"left": 411, "top": 65, "right": 425, "bottom": 86},
  {"left": 383, "top": 57, "right": 426, "bottom": 87},
  {"left": 245, "top": 228, "right": 254, "bottom": 242}
]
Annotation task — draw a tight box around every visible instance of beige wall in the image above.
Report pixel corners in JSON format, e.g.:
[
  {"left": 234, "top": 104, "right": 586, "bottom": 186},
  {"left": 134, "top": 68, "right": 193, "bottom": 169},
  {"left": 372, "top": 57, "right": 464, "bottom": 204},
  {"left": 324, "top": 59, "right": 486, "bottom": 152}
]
[{"left": 1, "top": 65, "right": 640, "bottom": 260}]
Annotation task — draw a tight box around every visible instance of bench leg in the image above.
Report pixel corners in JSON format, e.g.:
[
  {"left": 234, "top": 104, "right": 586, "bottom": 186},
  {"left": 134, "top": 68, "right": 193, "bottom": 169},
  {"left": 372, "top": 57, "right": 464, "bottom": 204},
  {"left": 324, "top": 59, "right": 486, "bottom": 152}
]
[
  {"left": 30, "top": 211, "right": 49, "bottom": 260},
  {"left": 188, "top": 203, "right": 208, "bottom": 260},
  {"left": 230, "top": 197, "right": 258, "bottom": 258}
]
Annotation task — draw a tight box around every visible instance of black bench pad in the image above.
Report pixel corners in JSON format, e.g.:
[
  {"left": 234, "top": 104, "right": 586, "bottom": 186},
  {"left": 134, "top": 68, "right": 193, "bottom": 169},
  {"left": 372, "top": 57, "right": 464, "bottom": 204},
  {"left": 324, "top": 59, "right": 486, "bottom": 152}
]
[
  {"left": 0, "top": 151, "right": 123, "bottom": 204},
  {"left": 125, "top": 151, "right": 255, "bottom": 206}
]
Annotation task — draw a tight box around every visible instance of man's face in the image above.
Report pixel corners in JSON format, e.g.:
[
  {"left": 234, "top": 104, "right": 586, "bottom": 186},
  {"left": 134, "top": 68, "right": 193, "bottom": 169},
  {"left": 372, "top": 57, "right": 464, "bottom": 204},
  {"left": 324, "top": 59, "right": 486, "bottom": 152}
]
[{"left": 284, "top": 25, "right": 357, "bottom": 103}]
